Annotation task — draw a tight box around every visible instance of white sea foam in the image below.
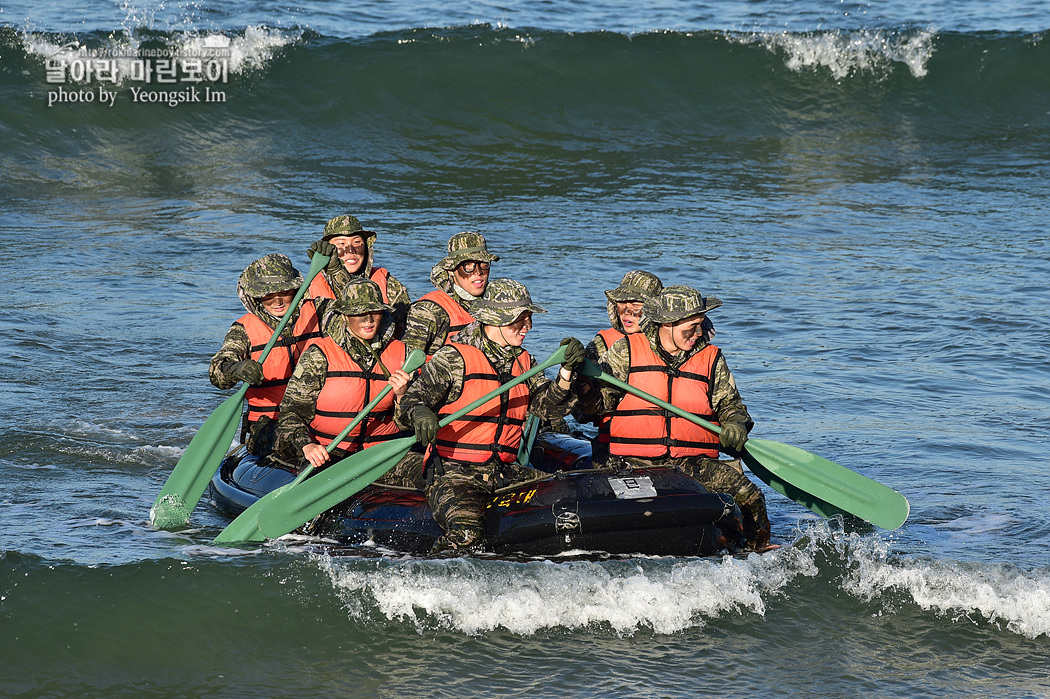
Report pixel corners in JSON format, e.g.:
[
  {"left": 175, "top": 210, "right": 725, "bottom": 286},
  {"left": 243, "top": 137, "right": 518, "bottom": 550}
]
[
  {"left": 733, "top": 28, "right": 936, "bottom": 79},
  {"left": 319, "top": 548, "right": 816, "bottom": 636},
  {"left": 174, "top": 25, "right": 301, "bottom": 73},
  {"left": 54, "top": 442, "right": 183, "bottom": 466},
  {"left": 136, "top": 444, "right": 185, "bottom": 459},
  {"left": 846, "top": 553, "right": 1050, "bottom": 640},
  {"left": 783, "top": 520, "right": 1050, "bottom": 640},
  {"left": 67, "top": 419, "right": 137, "bottom": 440},
  {"left": 933, "top": 512, "right": 1016, "bottom": 538},
  {"left": 183, "top": 543, "right": 264, "bottom": 557},
  {"left": 314, "top": 517, "right": 1050, "bottom": 640}
]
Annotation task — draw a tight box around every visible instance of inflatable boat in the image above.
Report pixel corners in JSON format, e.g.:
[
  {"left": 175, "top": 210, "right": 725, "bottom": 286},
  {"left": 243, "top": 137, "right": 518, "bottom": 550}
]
[{"left": 209, "top": 432, "right": 747, "bottom": 557}]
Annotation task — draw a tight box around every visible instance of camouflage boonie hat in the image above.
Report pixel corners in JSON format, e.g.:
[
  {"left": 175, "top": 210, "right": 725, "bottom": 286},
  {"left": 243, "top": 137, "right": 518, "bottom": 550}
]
[
  {"left": 471, "top": 278, "right": 546, "bottom": 326},
  {"left": 605, "top": 270, "right": 664, "bottom": 303},
  {"left": 321, "top": 214, "right": 375, "bottom": 241},
  {"left": 643, "top": 285, "right": 723, "bottom": 324},
  {"left": 239, "top": 254, "right": 303, "bottom": 298},
  {"left": 438, "top": 231, "right": 500, "bottom": 271},
  {"left": 331, "top": 278, "right": 393, "bottom": 316}
]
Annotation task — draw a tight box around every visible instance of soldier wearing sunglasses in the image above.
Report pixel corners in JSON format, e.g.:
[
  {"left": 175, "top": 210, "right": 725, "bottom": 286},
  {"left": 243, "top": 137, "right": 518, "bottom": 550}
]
[{"left": 402, "top": 232, "right": 500, "bottom": 356}]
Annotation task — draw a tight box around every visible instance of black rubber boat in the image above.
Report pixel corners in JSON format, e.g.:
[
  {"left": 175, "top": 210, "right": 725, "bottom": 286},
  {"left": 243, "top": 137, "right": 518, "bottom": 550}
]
[{"left": 209, "top": 432, "right": 747, "bottom": 556}]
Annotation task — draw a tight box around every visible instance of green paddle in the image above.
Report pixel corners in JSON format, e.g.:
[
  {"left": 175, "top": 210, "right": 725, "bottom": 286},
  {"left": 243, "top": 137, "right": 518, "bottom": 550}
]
[
  {"left": 150, "top": 253, "right": 330, "bottom": 530},
  {"left": 516, "top": 414, "right": 540, "bottom": 467},
  {"left": 580, "top": 359, "right": 909, "bottom": 530},
  {"left": 252, "top": 345, "right": 568, "bottom": 540},
  {"left": 214, "top": 348, "right": 426, "bottom": 543}
]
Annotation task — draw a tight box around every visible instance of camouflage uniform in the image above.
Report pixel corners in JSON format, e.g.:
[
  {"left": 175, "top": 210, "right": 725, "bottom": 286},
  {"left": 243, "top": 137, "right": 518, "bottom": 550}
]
[
  {"left": 401, "top": 232, "right": 500, "bottom": 355},
  {"left": 313, "top": 215, "right": 412, "bottom": 333},
  {"left": 273, "top": 278, "right": 423, "bottom": 488},
  {"left": 210, "top": 254, "right": 318, "bottom": 455},
  {"left": 395, "top": 280, "right": 577, "bottom": 553},
  {"left": 578, "top": 285, "right": 771, "bottom": 549}
]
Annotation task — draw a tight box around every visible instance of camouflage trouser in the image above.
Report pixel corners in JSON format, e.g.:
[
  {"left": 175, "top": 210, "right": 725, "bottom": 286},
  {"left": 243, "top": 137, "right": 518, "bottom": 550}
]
[
  {"left": 424, "top": 457, "right": 547, "bottom": 554},
  {"left": 600, "top": 453, "right": 771, "bottom": 550}
]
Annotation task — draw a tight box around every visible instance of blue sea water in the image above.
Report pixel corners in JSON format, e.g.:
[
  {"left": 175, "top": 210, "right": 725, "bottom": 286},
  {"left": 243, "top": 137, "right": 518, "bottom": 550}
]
[{"left": 1, "top": 1, "right": 1049, "bottom": 697}]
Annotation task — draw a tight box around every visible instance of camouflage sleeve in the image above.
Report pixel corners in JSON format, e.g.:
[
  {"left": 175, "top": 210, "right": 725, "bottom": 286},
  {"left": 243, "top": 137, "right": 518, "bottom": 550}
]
[
  {"left": 570, "top": 375, "right": 603, "bottom": 424},
  {"left": 710, "top": 352, "right": 754, "bottom": 430},
  {"left": 394, "top": 345, "right": 464, "bottom": 428},
  {"left": 524, "top": 364, "right": 576, "bottom": 419},
  {"left": 209, "top": 322, "right": 251, "bottom": 389},
  {"left": 312, "top": 296, "right": 335, "bottom": 321},
  {"left": 592, "top": 336, "right": 632, "bottom": 414},
  {"left": 323, "top": 265, "right": 353, "bottom": 300},
  {"left": 385, "top": 273, "right": 412, "bottom": 334},
  {"left": 569, "top": 333, "right": 611, "bottom": 422},
  {"left": 585, "top": 332, "right": 608, "bottom": 363},
  {"left": 401, "top": 299, "right": 451, "bottom": 356},
  {"left": 273, "top": 345, "right": 329, "bottom": 459}
]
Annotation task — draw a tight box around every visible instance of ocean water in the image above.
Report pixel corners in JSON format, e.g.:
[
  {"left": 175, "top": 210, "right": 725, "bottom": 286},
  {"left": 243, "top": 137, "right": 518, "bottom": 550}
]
[{"left": 1, "top": 0, "right": 1049, "bottom": 697}]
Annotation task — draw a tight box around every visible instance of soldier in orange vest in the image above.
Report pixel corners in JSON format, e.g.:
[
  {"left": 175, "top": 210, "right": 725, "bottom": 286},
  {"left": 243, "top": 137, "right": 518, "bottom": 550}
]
[
  {"left": 307, "top": 214, "right": 412, "bottom": 334},
  {"left": 576, "top": 271, "right": 716, "bottom": 460},
  {"left": 580, "top": 285, "right": 772, "bottom": 550},
  {"left": 586, "top": 270, "right": 664, "bottom": 363},
  {"left": 395, "top": 279, "right": 585, "bottom": 554},
  {"left": 272, "top": 278, "right": 422, "bottom": 488},
  {"left": 401, "top": 231, "right": 499, "bottom": 356},
  {"left": 587, "top": 270, "right": 716, "bottom": 363},
  {"left": 209, "top": 254, "right": 322, "bottom": 456}
]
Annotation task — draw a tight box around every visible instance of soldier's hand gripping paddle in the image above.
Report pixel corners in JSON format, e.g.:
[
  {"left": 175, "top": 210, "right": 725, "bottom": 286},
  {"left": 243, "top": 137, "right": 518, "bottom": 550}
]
[
  {"left": 150, "top": 253, "right": 330, "bottom": 530},
  {"left": 252, "top": 346, "right": 568, "bottom": 540},
  {"left": 580, "top": 359, "right": 909, "bottom": 530},
  {"left": 214, "top": 349, "right": 426, "bottom": 543}
]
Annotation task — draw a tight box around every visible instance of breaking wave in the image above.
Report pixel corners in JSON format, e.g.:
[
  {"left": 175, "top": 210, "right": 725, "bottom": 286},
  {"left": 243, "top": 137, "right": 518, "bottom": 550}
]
[{"left": 315, "top": 520, "right": 1050, "bottom": 639}]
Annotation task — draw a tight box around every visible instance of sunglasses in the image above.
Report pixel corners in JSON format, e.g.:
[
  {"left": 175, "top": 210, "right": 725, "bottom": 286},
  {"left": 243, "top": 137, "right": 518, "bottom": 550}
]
[
  {"left": 616, "top": 302, "right": 644, "bottom": 319},
  {"left": 458, "top": 261, "right": 491, "bottom": 274}
]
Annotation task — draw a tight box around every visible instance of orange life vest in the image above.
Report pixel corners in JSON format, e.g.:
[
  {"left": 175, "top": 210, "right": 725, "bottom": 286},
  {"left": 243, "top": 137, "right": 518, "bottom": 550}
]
[
  {"left": 607, "top": 332, "right": 721, "bottom": 459},
  {"left": 596, "top": 327, "right": 625, "bottom": 357},
  {"left": 306, "top": 336, "right": 410, "bottom": 453},
  {"left": 592, "top": 327, "right": 626, "bottom": 447},
  {"left": 309, "top": 267, "right": 392, "bottom": 301},
  {"left": 419, "top": 289, "right": 475, "bottom": 344},
  {"left": 434, "top": 344, "right": 531, "bottom": 464},
  {"left": 237, "top": 301, "right": 322, "bottom": 423}
]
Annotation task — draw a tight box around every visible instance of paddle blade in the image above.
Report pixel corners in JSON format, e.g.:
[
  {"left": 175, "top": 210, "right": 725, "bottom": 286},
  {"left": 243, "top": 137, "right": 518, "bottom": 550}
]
[
  {"left": 213, "top": 483, "right": 290, "bottom": 543},
  {"left": 214, "top": 462, "right": 318, "bottom": 543},
  {"left": 742, "top": 438, "right": 910, "bottom": 530},
  {"left": 255, "top": 436, "right": 415, "bottom": 539},
  {"left": 150, "top": 386, "right": 247, "bottom": 529}
]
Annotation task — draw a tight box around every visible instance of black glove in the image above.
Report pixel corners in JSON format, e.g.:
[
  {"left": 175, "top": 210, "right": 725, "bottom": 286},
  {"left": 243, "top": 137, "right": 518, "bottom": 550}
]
[
  {"left": 229, "top": 359, "right": 264, "bottom": 386},
  {"left": 412, "top": 406, "right": 439, "bottom": 446},
  {"left": 719, "top": 421, "right": 748, "bottom": 452},
  {"left": 700, "top": 316, "right": 716, "bottom": 343},
  {"left": 308, "top": 240, "right": 342, "bottom": 274},
  {"left": 559, "top": 337, "right": 585, "bottom": 372}
]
